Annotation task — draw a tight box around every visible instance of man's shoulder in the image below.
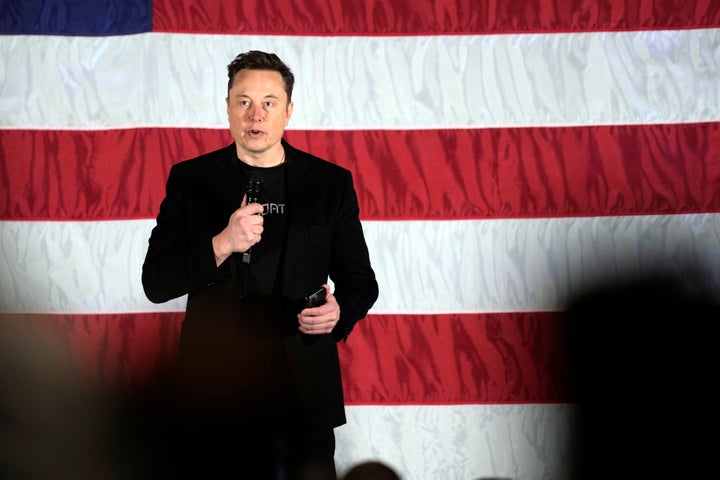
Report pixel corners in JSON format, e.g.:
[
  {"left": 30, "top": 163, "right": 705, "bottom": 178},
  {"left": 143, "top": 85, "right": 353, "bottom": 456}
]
[
  {"left": 285, "top": 141, "right": 349, "bottom": 177},
  {"left": 171, "top": 143, "right": 234, "bottom": 174}
]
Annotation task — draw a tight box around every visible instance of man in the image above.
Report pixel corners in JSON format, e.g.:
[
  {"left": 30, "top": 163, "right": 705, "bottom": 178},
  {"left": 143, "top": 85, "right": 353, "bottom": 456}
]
[{"left": 142, "top": 50, "right": 378, "bottom": 479}]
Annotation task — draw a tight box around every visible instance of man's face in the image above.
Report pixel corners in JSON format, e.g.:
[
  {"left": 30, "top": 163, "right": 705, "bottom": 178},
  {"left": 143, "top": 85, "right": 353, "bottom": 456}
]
[{"left": 226, "top": 69, "right": 293, "bottom": 158}]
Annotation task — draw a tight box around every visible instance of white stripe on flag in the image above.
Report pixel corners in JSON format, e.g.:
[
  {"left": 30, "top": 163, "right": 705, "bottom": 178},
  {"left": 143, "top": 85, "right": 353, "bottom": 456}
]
[
  {"left": 2, "top": 214, "right": 718, "bottom": 314},
  {"left": 2, "top": 29, "right": 719, "bottom": 130},
  {"left": 336, "top": 404, "right": 575, "bottom": 480}
]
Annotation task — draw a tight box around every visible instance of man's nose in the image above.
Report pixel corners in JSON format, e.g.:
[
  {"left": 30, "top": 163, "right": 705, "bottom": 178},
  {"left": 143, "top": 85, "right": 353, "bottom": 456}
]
[{"left": 249, "top": 105, "right": 263, "bottom": 122}]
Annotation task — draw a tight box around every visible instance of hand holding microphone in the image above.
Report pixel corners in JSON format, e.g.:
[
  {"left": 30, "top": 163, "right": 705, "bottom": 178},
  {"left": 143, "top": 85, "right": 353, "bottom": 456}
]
[
  {"left": 211, "top": 174, "right": 263, "bottom": 266},
  {"left": 241, "top": 173, "right": 263, "bottom": 263}
]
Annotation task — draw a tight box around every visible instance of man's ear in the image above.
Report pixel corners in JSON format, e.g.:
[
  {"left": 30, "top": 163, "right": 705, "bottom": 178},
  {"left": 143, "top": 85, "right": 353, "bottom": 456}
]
[{"left": 285, "top": 101, "right": 294, "bottom": 126}]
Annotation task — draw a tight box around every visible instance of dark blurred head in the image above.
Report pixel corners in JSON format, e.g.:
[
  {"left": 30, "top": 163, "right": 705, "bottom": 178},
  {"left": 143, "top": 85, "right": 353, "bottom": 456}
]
[
  {"left": 342, "top": 460, "right": 401, "bottom": 480},
  {"left": 564, "top": 275, "right": 720, "bottom": 479}
]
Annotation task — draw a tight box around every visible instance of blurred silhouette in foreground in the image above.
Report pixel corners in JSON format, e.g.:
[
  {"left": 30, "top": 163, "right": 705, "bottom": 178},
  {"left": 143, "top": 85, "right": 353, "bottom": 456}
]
[
  {"left": 565, "top": 274, "right": 720, "bottom": 479},
  {"left": 0, "top": 317, "right": 117, "bottom": 479},
  {"left": 341, "top": 460, "right": 401, "bottom": 480},
  {"left": 1, "top": 317, "right": 334, "bottom": 480}
]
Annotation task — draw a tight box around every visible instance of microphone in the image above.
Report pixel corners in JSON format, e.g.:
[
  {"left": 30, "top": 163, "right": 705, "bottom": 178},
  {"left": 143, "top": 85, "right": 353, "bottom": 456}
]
[{"left": 242, "top": 173, "right": 263, "bottom": 264}]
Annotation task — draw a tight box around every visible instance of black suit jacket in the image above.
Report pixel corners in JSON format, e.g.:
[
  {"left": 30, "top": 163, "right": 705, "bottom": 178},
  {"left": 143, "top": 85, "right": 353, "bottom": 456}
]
[{"left": 142, "top": 139, "right": 378, "bottom": 428}]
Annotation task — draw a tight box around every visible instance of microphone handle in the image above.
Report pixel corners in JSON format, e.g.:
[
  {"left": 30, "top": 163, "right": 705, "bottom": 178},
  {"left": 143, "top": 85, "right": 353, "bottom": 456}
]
[{"left": 242, "top": 176, "right": 262, "bottom": 264}]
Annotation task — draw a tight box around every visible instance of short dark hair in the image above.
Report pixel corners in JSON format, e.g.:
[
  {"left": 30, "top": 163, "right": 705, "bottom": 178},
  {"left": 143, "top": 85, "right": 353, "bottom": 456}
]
[{"left": 227, "top": 50, "right": 295, "bottom": 103}]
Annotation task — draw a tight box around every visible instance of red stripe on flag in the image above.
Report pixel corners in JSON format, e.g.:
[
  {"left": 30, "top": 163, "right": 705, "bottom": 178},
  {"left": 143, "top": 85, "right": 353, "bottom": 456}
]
[
  {"left": 341, "top": 312, "right": 571, "bottom": 405},
  {"left": 151, "top": 0, "right": 720, "bottom": 35},
  {"left": 0, "top": 312, "right": 571, "bottom": 404},
  {"left": 2, "top": 124, "right": 718, "bottom": 221}
]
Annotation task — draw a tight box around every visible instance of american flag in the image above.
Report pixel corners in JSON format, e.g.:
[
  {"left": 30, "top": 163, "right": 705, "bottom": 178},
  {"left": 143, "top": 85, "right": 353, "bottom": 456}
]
[{"left": 1, "top": 1, "right": 719, "bottom": 479}]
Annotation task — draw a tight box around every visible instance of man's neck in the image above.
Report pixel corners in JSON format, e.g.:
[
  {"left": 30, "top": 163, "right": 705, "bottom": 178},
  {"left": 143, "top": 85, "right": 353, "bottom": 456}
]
[{"left": 238, "top": 145, "right": 286, "bottom": 168}]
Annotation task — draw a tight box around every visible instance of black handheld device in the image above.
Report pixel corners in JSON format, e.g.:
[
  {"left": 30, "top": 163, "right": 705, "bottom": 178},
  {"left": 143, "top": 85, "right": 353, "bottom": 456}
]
[{"left": 304, "top": 287, "right": 327, "bottom": 308}]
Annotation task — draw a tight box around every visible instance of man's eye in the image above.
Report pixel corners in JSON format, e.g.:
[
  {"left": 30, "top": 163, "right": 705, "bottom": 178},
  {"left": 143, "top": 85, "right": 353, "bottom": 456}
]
[
  {"left": 240, "top": 100, "right": 250, "bottom": 107},
  {"left": 264, "top": 101, "right": 274, "bottom": 108}
]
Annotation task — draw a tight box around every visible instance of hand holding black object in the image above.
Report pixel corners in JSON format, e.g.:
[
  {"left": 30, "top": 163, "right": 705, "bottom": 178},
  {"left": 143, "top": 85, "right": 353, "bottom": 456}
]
[{"left": 242, "top": 174, "right": 263, "bottom": 264}]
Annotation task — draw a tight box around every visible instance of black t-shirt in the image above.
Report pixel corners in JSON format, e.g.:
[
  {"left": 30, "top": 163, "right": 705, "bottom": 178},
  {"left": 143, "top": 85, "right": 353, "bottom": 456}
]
[{"left": 236, "top": 160, "right": 287, "bottom": 297}]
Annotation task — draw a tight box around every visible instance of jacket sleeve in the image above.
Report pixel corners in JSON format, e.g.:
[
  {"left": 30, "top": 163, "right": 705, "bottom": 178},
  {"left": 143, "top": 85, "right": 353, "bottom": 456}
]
[
  {"left": 141, "top": 165, "right": 221, "bottom": 304},
  {"left": 329, "top": 170, "right": 379, "bottom": 342}
]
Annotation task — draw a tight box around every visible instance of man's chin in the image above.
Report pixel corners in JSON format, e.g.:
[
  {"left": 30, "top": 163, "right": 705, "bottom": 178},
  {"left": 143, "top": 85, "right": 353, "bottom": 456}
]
[{"left": 239, "top": 143, "right": 270, "bottom": 155}]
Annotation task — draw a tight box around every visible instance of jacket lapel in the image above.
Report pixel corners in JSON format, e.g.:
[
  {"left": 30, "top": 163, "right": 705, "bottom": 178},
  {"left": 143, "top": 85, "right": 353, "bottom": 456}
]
[
  {"left": 212, "top": 144, "right": 244, "bottom": 220},
  {"left": 281, "top": 143, "right": 316, "bottom": 288}
]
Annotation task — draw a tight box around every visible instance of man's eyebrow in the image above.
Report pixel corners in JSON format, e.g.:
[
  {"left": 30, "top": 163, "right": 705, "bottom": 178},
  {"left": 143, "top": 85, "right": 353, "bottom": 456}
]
[{"left": 232, "top": 93, "right": 280, "bottom": 99}]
